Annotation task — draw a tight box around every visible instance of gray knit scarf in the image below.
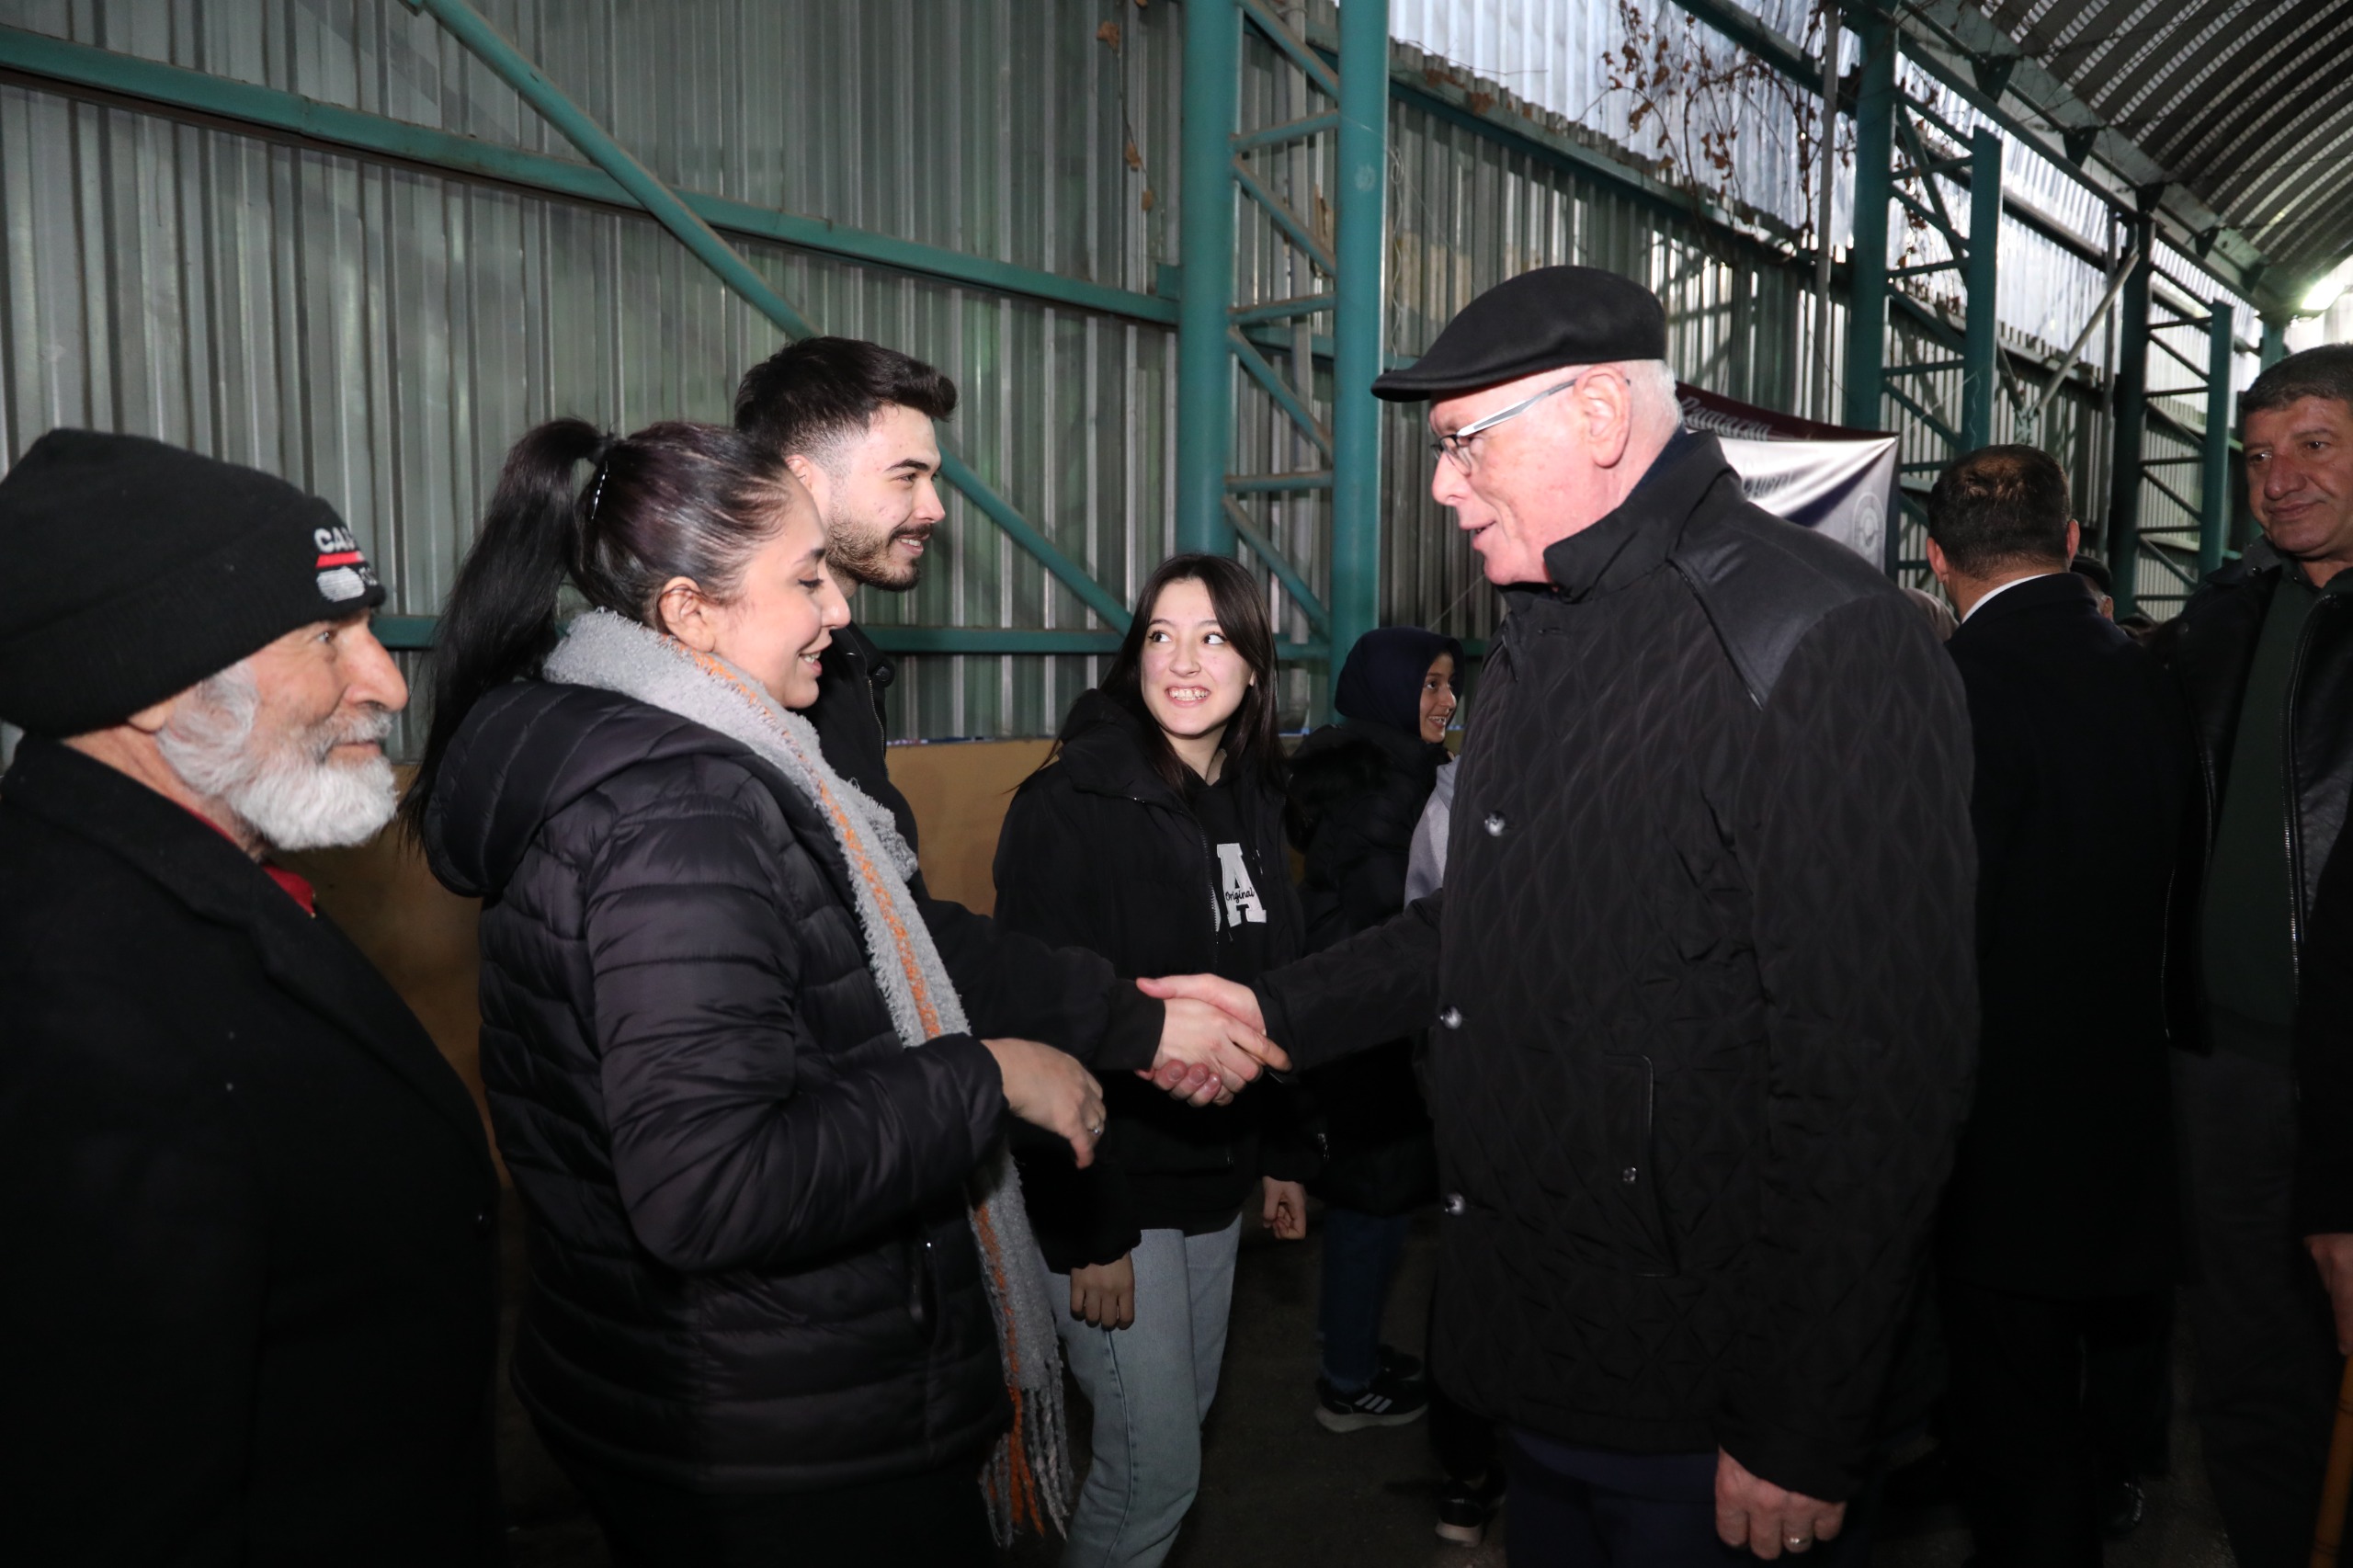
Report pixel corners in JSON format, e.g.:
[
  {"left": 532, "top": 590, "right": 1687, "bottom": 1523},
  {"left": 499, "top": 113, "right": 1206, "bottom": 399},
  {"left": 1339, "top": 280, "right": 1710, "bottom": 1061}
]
[{"left": 545, "top": 609, "right": 1072, "bottom": 1541}]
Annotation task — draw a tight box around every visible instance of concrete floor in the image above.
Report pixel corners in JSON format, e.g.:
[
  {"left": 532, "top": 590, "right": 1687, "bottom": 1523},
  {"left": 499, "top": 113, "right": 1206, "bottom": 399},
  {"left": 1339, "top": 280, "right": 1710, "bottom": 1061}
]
[{"left": 495, "top": 1200, "right": 2240, "bottom": 1567}]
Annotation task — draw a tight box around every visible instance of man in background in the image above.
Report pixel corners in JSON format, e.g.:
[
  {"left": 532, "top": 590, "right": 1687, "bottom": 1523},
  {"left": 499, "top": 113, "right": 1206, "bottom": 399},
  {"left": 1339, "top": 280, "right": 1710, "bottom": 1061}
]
[
  {"left": 2151, "top": 344, "right": 2353, "bottom": 1568},
  {"left": 1924, "top": 445, "right": 2190, "bottom": 1560}
]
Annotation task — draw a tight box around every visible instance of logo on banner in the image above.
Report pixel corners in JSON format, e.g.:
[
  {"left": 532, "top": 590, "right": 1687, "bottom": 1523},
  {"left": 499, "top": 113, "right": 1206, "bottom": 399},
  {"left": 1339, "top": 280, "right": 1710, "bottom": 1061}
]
[{"left": 313, "top": 525, "right": 379, "bottom": 604}]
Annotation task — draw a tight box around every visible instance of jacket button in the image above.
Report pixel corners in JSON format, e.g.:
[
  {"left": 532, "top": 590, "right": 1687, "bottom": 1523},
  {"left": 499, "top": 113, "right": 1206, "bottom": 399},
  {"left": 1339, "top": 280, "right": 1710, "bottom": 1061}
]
[
  {"left": 1439, "top": 1006, "right": 1463, "bottom": 1029},
  {"left": 1443, "top": 1193, "right": 1467, "bottom": 1216},
  {"left": 1483, "top": 812, "right": 1506, "bottom": 836},
  {"left": 1620, "top": 1166, "right": 1639, "bottom": 1185},
  {"left": 475, "top": 1210, "right": 491, "bottom": 1233}
]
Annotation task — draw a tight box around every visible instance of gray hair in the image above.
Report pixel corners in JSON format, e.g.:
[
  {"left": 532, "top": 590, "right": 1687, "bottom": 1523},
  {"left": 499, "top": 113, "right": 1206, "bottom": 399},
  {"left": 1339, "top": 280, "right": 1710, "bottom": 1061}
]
[{"left": 1619, "top": 358, "right": 1684, "bottom": 440}]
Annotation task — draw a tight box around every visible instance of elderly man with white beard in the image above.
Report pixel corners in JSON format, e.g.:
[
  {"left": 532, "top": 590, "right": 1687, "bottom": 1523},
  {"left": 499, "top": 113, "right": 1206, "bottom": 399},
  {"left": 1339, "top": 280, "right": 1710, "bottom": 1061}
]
[{"left": 0, "top": 430, "right": 501, "bottom": 1566}]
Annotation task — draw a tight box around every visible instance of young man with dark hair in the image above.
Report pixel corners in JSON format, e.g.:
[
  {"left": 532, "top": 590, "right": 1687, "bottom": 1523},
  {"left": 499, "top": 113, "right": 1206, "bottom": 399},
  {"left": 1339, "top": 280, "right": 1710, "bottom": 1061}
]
[
  {"left": 734, "top": 336, "right": 955, "bottom": 846},
  {"left": 2150, "top": 345, "right": 2353, "bottom": 1568},
  {"left": 1923, "top": 444, "right": 2192, "bottom": 1558}
]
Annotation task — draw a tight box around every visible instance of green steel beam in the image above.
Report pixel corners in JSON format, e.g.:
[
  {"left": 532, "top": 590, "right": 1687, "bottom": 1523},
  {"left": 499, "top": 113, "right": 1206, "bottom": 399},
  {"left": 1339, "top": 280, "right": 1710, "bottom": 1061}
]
[
  {"left": 375, "top": 616, "right": 438, "bottom": 653},
  {"left": 0, "top": 25, "right": 1174, "bottom": 331},
  {"left": 1176, "top": 0, "right": 1243, "bottom": 555},
  {"left": 1224, "top": 499, "right": 1331, "bottom": 634},
  {"left": 392, "top": 0, "right": 1132, "bottom": 633},
  {"left": 1843, "top": 13, "right": 1898, "bottom": 442},
  {"left": 2199, "top": 307, "right": 2236, "bottom": 577},
  {"left": 1960, "top": 129, "right": 2002, "bottom": 454},
  {"left": 1228, "top": 471, "right": 1334, "bottom": 494},
  {"left": 1231, "top": 293, "right": 1338, "bottom": 325},
  {"left": 2108, "top": 218, "right": 2155, "bottom": 619},
  {"left": 1232, "top": 159, "right": 1338, "bottom": 278},
  {"left": 2261, "top": 317, "right": 2290, "bottom": 370},
  {"left": 1229, "top": 330, "right": 1334, "bottom": 459},
  {"left": 1329, "top": 0, "right": 1389, "bottom": 674},
  {"left": 1233, "top": 110, "right": 1337, "bottom": 153},
  {"left": 1240, "top": 0, "right": 1341, "bottom": 99},
  {"left": 1659, "top": 0, "right": 2278, "bottom": 314},
  {"left": 380, "top": 619, "right": 1323, "bottom": 660}
]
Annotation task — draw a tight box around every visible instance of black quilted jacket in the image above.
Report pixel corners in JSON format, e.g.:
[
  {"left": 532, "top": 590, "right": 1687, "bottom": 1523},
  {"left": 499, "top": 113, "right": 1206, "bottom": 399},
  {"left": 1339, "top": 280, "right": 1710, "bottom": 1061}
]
[
  {"left": 421, "top": 680, "right": 1149, "bottom": 1493},
  {"left": 1254, "top": 433, "right": 1978, "bottom": 1502}
]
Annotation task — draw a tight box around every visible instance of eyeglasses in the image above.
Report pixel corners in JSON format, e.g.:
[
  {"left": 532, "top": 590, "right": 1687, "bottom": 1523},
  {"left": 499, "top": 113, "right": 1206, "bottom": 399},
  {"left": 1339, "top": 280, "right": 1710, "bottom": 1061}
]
[{"left": 1427, "top": 370, "right": 1597, "bottom": 472}]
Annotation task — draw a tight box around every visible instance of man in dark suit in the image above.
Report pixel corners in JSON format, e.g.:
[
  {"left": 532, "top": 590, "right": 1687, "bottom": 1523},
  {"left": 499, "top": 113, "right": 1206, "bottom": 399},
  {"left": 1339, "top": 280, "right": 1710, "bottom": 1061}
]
[
  {"left": 1925, "top": 445, "right": 2192, "bottom": 1563},
  {"left": 0, "top": 431, "right": 502, "bottom": 1563}
]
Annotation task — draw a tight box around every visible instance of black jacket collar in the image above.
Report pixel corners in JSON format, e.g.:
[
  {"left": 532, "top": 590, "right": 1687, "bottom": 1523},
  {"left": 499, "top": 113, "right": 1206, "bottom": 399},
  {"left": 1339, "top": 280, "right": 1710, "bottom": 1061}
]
[
  {"left": 1531, "top": 428, "right": 1729, "bottom": 605},
  {"left": 1053, "top": 690, "right": 1190, "bottom": 809},
  {"left": 1951, "top": 570, "right": 2097, "bottom": 637},
  {"left": 3, "top": 737, "right": 494, "bottom": 1168}
]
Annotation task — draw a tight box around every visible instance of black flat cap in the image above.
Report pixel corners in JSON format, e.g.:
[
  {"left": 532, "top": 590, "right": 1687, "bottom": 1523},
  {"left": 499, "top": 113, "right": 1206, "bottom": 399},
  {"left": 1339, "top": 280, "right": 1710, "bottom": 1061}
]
[
  {"left": 1372, "top": 265, "right": 1668, "bottom": 402},
  {"left": 0, "top": 429, "right": 385, "bottom": 736}
]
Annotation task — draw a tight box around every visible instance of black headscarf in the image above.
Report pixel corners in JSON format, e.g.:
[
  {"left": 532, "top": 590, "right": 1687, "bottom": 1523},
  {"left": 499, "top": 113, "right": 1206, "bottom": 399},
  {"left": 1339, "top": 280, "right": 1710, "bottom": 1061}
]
[{"left": 1333, "top": 626, "right": 1463, "bottom": 739}]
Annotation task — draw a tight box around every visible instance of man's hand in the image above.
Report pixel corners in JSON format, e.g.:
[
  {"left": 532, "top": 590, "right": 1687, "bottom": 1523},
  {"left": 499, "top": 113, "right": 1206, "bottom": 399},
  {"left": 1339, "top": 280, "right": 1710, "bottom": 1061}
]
[
  {"left": 1262, "top": 1178, "right": 1309, "bottom": 1240},
  {"left": 1715, "top": 1449, "right": 1845, "bottom": 1559},
  {"left": 1136, "top": 984, "right": 1290, "bottom": 1107},
  {"left": 2308, "top": 1233, "right": 2353, "bottom": 1353},
  {"left": 1069, "top": 1254, "right": 1135, "bottom": 1330},
  {"left": 1139, "top": 973, "right": 1267, "bottom": 1034}
]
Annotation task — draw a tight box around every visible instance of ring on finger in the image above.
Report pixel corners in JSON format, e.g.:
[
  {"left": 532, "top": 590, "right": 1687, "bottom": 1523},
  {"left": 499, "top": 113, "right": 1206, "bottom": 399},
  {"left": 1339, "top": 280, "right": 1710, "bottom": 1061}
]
[{"left": 1785, "top": 1536, "right": 1811, "bottom": 1552}]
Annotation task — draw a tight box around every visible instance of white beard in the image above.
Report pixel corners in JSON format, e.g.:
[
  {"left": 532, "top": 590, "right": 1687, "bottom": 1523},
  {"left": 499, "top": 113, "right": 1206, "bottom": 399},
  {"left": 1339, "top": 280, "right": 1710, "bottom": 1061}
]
[{"left": 156, "top": 662, "right": 398, "bottom": 852}]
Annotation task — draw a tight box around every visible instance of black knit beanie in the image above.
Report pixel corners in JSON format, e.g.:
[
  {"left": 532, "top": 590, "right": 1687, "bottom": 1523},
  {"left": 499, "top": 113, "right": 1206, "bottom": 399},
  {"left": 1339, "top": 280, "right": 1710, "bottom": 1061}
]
[{"left": 0, "top": 429, "right": 387, "bottom": 736}]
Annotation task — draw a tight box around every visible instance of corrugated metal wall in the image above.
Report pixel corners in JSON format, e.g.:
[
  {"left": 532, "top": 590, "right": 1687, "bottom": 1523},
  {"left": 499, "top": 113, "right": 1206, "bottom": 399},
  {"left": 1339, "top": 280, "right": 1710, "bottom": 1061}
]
[
  {"left": 0, "top": 0, "right": 2262, "bottom": 754},
  {"left": 1, "top": 0, "right": 1188, "bottom": 746}
]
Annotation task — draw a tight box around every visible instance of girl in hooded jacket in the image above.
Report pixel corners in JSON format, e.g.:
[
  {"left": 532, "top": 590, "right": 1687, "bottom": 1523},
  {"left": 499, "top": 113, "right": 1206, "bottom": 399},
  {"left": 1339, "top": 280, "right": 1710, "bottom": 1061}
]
[
  {"left": 1284, "top": 626, "right": 1461, "bottom": 1433},
  {"left": 405, "top": 420, "right": 1120, "bottom": 1567},
  {"left": 991, "top": 553, "right": 1312, "bottom": 1568}
]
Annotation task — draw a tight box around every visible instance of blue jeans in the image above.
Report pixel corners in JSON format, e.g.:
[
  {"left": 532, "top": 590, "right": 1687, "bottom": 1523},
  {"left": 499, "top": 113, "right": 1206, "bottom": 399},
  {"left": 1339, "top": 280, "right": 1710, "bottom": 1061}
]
[
  {"left": 1047, "top": 1217, "right": 1242, "bottom": 1568},
  {"left": 1317, "top": 1205, "right": 1409, "bottom": 1392}
]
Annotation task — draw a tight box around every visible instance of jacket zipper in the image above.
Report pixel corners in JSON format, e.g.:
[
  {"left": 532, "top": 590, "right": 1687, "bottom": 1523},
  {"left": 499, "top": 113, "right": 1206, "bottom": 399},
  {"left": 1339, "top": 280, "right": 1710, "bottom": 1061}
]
[
  {"left": 1130, "top": 791, "right": 1227, "bottom": 947},
  {"left": 2279, "top": 593, "right": 2338, "bottom": 983}
]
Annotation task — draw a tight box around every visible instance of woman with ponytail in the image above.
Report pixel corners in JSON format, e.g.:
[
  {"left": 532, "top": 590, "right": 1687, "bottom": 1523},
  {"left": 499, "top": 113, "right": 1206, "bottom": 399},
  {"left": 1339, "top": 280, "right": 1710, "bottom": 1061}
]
[{"left": 411, "top": 419, "right": 1120, "bottom": 1564}]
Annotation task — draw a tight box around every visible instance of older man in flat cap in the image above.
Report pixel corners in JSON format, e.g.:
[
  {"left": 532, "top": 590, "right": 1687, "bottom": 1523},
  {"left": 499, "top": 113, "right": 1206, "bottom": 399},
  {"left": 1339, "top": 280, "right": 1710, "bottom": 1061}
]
[
  {"left": 1146, "top": 267, "right": 1977, "bottom": 1562},
  {"left": 0, "top": 431, "right": 500, "bottom": 1563}
]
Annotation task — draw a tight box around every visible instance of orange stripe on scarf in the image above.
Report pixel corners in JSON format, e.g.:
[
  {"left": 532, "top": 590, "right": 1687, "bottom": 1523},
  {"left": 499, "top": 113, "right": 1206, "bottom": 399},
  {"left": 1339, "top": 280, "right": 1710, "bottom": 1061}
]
[
  {"left": 679, "top": 647, "right": 943, "bottom": 1037},
  {"left": 677, "top": 644, "right": 1051, "bottom": 1534}
]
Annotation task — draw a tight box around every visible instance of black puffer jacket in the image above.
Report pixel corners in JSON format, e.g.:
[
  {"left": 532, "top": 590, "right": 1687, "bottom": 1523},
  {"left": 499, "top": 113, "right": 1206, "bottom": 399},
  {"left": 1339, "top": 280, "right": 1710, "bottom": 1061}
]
[
  {"left": 421, "top": 680, "right": 1151, "bottom": 1492},
  {"left": 1253, "top": 433, "right": 1977, "bottom": 1502},
  {"left": 1286, "top": 720, "right": 1445, "bottom": 1214},
  {"left": 994, "top": 691, "right": 1310, "bottom": 1268}
]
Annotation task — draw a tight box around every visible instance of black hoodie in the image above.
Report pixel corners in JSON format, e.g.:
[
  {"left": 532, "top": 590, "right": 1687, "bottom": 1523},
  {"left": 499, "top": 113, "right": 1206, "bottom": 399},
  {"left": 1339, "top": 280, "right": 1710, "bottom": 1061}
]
[{"left": 992, "top": 690, "right": 1310, "bottom": 1268}]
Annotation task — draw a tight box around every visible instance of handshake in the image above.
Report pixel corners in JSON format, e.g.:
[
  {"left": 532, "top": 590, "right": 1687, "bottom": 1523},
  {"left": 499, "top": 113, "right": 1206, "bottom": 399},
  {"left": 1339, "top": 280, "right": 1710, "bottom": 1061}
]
[
  {"left": 983, "top": 974, "right": 1290, "bottom": 1171},
  {"left": 1135, "top": 973, "right": 1290, "bottom": 1106}
]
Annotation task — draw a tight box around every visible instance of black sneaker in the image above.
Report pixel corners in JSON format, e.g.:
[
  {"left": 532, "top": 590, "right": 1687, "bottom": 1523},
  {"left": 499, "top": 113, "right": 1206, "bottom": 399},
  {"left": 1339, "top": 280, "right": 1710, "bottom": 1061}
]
[
  {"left": 2099, "top": 1478, "right": 2147, "bottom": 1541},
  {"left": 1377, "top": 1344, "right": 1427, "bottom": 1388},
  {"left": 1314, "top": 1366, "right": 1429, "bottom": 1432},
  {"left": 1436, "top": 1472, "right": 1505, "bottom": 1547}
]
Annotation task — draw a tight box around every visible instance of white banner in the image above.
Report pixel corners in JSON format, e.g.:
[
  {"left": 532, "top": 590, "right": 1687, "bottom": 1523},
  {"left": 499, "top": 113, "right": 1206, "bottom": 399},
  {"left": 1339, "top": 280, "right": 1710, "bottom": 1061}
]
[
  {"left": 1719, "top": 434, "right": 1899, "bottom": 565},
  {"left": 1677, "top": 383, "right": 1899, "bottom": 567}
]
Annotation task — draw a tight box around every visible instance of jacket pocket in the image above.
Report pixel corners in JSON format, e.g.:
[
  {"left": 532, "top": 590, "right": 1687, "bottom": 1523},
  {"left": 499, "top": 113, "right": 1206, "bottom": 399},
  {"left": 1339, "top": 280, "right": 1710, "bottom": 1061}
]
[{"left": 1600, "top": 1053, "right": 1678, "bottom": 1278}]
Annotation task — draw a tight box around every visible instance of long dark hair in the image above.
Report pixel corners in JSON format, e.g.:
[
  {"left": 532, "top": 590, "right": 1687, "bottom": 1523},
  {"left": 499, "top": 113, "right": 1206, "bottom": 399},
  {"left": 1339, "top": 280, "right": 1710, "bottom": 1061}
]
[
  {"left": 1090, "top": 552, "right": 1286, "bottom": 795},
  {"left": 403, "top": 418, "right": 792, "bottom": 834}
]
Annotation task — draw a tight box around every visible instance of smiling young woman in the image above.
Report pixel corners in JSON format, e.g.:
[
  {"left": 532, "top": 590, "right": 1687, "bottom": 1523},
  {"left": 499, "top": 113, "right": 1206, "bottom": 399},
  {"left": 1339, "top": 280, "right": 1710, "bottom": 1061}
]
[
  {"left": 990, "top": 553, "right": 1313, "bottom": 1567},
  {"left": 403, "top": 419, "right": 1110, "bottom": 1565}
]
